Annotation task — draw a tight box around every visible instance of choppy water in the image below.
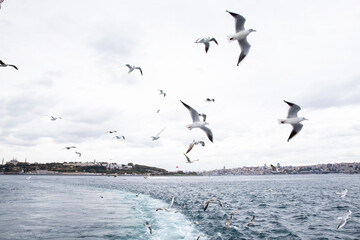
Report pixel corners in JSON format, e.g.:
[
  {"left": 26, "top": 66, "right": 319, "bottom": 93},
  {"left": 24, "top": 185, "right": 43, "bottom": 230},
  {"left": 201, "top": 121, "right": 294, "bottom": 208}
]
[{"left": 0, "top": 174, "right": 359, "bottom": 239}]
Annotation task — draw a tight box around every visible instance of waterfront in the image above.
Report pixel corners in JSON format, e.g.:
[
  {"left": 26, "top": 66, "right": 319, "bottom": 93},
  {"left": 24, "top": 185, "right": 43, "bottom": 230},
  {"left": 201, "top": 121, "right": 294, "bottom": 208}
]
[{"left": 0, "top": 174, "right": 359, "bottom": 239}]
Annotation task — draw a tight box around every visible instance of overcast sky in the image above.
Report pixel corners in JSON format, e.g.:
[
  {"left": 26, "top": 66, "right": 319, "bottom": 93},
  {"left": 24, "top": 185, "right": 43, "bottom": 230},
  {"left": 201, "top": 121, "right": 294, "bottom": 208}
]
[{"left": 1, "top": 0, "right": 360, "bottom": 171}]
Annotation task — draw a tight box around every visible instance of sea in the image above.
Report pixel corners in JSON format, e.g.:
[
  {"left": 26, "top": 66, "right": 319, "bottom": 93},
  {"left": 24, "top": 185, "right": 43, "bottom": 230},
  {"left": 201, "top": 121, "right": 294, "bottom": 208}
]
[{"left": 0, "top": 174, "right": 359, "bottom": 240}]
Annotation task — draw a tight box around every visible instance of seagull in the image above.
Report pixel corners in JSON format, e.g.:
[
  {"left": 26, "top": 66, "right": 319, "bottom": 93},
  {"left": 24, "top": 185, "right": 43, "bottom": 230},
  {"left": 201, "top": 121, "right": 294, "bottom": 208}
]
[
  {"left": 158, "top": 89, "right": 166, "bottom": 97},
  {"left": 198, "top": 113, "right": 207, "bottom": 122},
  {"left": 0, "top": 60, "right": 18, "bottom": 70},
  {"left": 106, "top": 130, "right": 117, "bottom": 134},
  {"left": 183, "top": 153, "right": 199, "bottom": 163},
  {"left": 151, "top": 127, "right": 166, "bottom": 141},
  {"left": 195, "top": 37, "right": 219, "bottom": 53},
  {"left": 113, "top": 135, "right": 125, "bottom": 140},
  {"left": 50, "top": 116, "right": 62, "bottom": 121},
  {"left": 144, "top": 221, "right": 152, "bottom": 234},
  {"left": 75, "top": 151, "right": 81, "bottom": 157},
  {"left": 125, "top": 64, "right": 143, "bottom": 75},
  {"left": 337, "top": 210, "right": 351, "bottom": 230},
  {"left": 226, "top": 10, "right": 256, "bottom": 66},
  {"left": 156, "top": 196, "right": 175, "bottom": 212},
  {"left": 0, "top": 0, "right": 4, "bottom": 9},
  {"left": 204, "top": 198, "right": 223, "bottom": 211},
  {"left": 185, "top": 140, "right": 205, "bottom": 154},
  {"left": 247, "top": 216, "right": 255, "bottom": 226},
  {"left": 64, "top": 146, "right": 76, "bottom": 150},
  {"left": 226, "top": 208, "right": 240, "bottom": 229},
  {"left": 278, "top": 100, "right": 308, "bottom": 141},
  {"left": 180, "top": 100, "right": 213, "bottom": 142},
  {"left": 270, "top": 164, "right": 279, "bottom": 172},
  {"left": 205, "top": 98, "right": 215, "bottom": 102},
  {"left": 336, "top": 189, "right": 348, "bottom": 198},
  {"left": 175, "top": 204, "right": 185, "bottom": 213}
]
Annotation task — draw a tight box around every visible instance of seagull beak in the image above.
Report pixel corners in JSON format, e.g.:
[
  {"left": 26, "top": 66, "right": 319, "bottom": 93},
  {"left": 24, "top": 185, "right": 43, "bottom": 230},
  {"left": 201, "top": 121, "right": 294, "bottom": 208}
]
[{"left": 253, "top": 30, "right": 257, "bottom": 32}]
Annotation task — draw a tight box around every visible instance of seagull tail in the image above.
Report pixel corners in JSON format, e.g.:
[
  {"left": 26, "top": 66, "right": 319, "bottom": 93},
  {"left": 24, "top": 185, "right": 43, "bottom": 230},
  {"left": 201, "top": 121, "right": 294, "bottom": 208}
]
[
  {"left": 227, "top": 34, "right": 236, "bottom": 43},
  {"left": 277, "top": 119, "right": 286, "bottom": 125}
]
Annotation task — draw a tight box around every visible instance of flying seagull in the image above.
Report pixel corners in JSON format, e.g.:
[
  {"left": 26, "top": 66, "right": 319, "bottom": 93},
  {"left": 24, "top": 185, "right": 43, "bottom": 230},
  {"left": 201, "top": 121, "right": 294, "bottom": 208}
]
[
  {"left": 183, "top": 153, "right": 199, "bottom": 163},
  {"left": 125, "top": 64, "right": 143, "bottom": 75},
  {"left": 144, "top": 221, "right": 152, "bottom": 234},
  {"left": 106, "top": 130, "right": 117, "bottom": 134},
  {"left": 205, "top": 98, "right": 215, "bottom": 102},
  {"left": 336, "top": 189, "right": 348, "bottom": 198},
  {"left": 0, "top": 60, "right": 18, "bottom": 70},
  {"left": 204, "top": 198, "right": 223, "bottom": 211},
  {"left": 195, "top": 37, "right": 219, "bottom": 53},
  {"left": 64, "top": 146, "right": 76, "bottom": 150},
  {"left": 226, "top": 10, "right": 256, "bottom": 66},
  {"left": 75, "top": 151, "right": 81, "bottom": 157},
  {"left": 247, "top": 216, "right": 255, "bottom": 226},
  {"left": 113, "top": 135, "right": 125, "bottom": 140},
  {"left": 180, "top": 100, "right": 213, "bottom": 142},
  {"left": 226, "top": 208, "right": 240, "bottom": 229},
  {"left": 185, "top": 140, "right": 205, "bottom": 154},
  {"left": 156, "top": 196, "right": 175, "bottom": 212},
  {"left": 270, "top": 164, "right": 280, "bottom": 172},
  {"left": 278, "top": 100, "right": 308, "bottom": 141},
  {"left": 50, "top": 116, "right": 62, "bottom": 121},
  {"left": 151, "top": 127, "right": 166, "bottom": 141},
  {"left": 337, "top": 210, "right": 351, "bottom": 230},
  {"left": 158, "top": 89, "right": 166, "bottom": 97},
  {"left": 198, "top": 113, "right": 207, "bottom": 122}
]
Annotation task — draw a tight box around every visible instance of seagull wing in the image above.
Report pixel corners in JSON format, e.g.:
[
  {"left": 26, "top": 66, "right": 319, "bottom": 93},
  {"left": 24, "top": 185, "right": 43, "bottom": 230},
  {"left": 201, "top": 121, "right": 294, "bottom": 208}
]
[
  {"left": 135, "top": 67, "right": 143, "bottom": 75},
  {"left": 125, "top": 64, "right": 132, "bottom": 69},
  {"left": 226, "top": 215, "right": 233, "bottom": 229},
  {"left": 288, "top": 123, "right": 303, "bottom": 142},
  {"left": 210, "top": 38, "right": 218, "bottom": 45},
  {"left": 204, "top": 200, "right": 210, "bottom": 211},
  {"left": 227, "top": 10, "right": 246, "bottom": 32},
  {"left": 185, "top": 142, "right": 195, "bottom": 154},
  {"left": 180, "top": 100, "right": 200, "bottom": 122},
  {"left": 200, "top": 126, "right": 213, "bottom": 142},
  {"left": 9, "top": 65, "right": 18, "bottom": 70},
  {"left": 156, "top": 127, "right": 166, "bottom": 137},
  {"left": 284, "top": 100, "right": 301, "bottom": 118},
  {"left": 168, "top": 196, "right": 175, "bottom": 209},
  {"left": 0, "top": 60, "right": 4, "bottom": 65},
  {"left": 204, "top": 42, "right": 210, "bottom": 53},
  {"left": 237, "top": 38, "right": 251, "bottom": 66},
  {"left": 183, "top": 153, "right": 191, "bottom": 162}
]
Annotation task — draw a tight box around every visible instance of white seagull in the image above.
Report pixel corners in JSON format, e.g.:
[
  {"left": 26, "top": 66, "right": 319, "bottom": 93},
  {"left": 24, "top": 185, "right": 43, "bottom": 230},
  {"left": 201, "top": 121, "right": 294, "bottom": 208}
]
[
  {"left": 64, "top": 146, "right": 76, "bottom": 150},
  {"left": 158, "top": 89, "right": 166, "bottom": 97},
  {"left": 151, "top": 127, "right": 165, "bottom": 141},
  {"left": 180, "top": 100, "right": 213, "bottom": 142},
  {"left": 125, "top": 64, "right": 143, "bottom": 75},
  {"left": 183, "top": 153, "right": 199, "bottom": 163},
  {"left": 226, "top": 10, "right": 256, "bottom": 65},
  {"left": 278, "top": 100, "right": 308, "bottom": 142},
  {"left": 75, "top": 151, "right": 81, "bottom": 157},
  {"left": 144, "top": 221, "right": 152, "bottom": 234},
  {"left": 156, "top": 196, "right": 175, "bottom": 212},
  {"left": 336, "top": 189, "right": 348, "bottom": 198},
  {"left": 106, "top": 130, "right": 117, "bottom": 134},
  {"left": 0, "top": 60, "right": 18, "bottom": 70},
  {"left": 226, "top": 208, "right": 240, "bottom": 229},
  {"left": 204, "top": 198, "right": 223, "bottom": 211},
  {"left": 195, "top": 37, "right": 219, "bottom": 53},
  {"left": 50, "top": 116, "right": 62, "bottom": 121},
  {"left": 337, "top": 210, "right": 352, "bottom": 230},
  {"left": 113, "top": 135, "right": 125, "bottom": 140},
  {"left": 185, "top": 140, "right": 205, "bottom": 154}
]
